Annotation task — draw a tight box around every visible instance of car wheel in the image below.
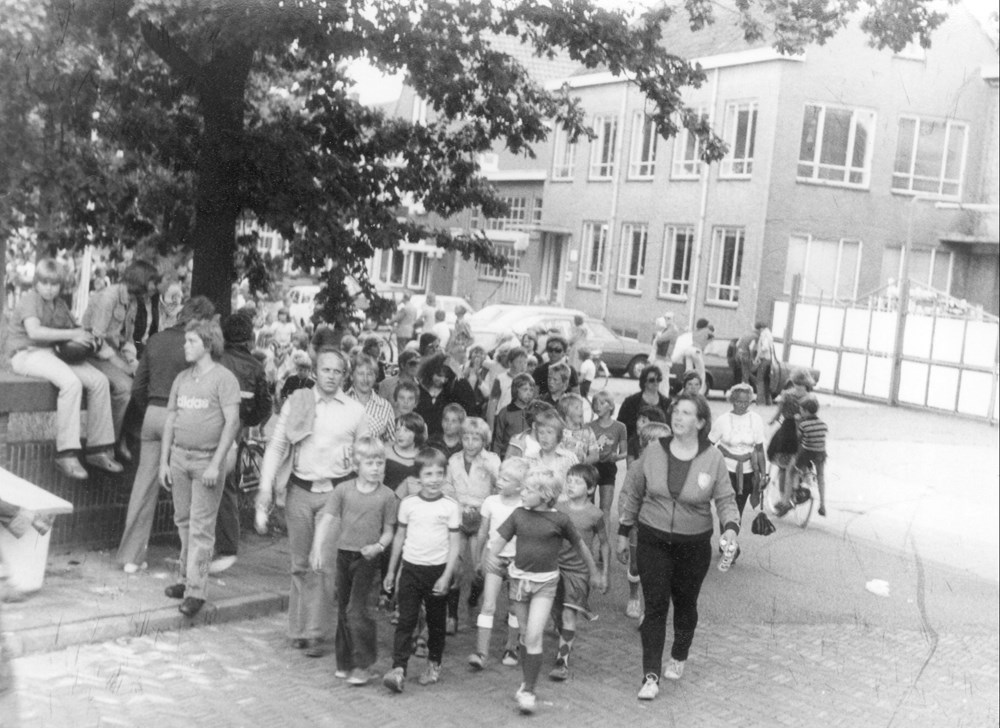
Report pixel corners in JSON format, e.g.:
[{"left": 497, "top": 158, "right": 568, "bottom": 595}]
[{"left": 627, "top": 355, "right": 648, "bottom": 379}]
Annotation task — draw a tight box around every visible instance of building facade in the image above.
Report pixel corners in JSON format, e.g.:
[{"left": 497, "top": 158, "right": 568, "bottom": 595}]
[{"left": 382, "top": 7, "right": 997, "bottom": 343}]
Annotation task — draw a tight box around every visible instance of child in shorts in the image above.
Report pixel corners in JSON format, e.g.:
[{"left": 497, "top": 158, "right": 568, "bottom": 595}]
[
  {"left": 382, "top": 448, "right": 461, "bottom": 693},
  {"left": 485, "top": 466, "right": 604, "bottom": 715},
  {"left": 444, "top": 416, "right": 500, "bottom": 631},
  {"left": 781, "top": 394, "right": 828, "bottom": 517},
  {"left": 468, "top": 456, "right": 529, "bottom": 670},
  {"left": 550, "top": 464, "right": 609, "bottom": 681},
  {"left": 589, "top": 390, "right": 627, "bottom": 536}
]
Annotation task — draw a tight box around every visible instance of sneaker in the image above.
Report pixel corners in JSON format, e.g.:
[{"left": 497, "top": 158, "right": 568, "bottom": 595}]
[
  {"left": 637, "top": 673, "right": 659, "bottom": 700},
  {"left": 548, "top": 660, "right": 569, "bottom": 681},
  {"left": 515, "top": 685, "right": 536, "bottom": 714},
  {"left": 382, "top": 667, "right": 405, "bottom": 693},
  {"left": 625, "top": 598, "right": 642, "bottom": 619},
  {"left": 818, "top": 506, "right": 827, "bottom": 517},
  {"left": 209, "top": 555, "right": 237, "bottom": 574},
  {"left": 501, "top": 649, "right": 519, "bottom": 667},
  {"left": 346, "top": 668, "right": 371, "bottom": 686},
  {"left": 413, "top": 637, "right": 428, "bottom": 658},
  {"left": 445, "top": 617, "right": 457, "bottom": 635},
  {"left": 467, "top": 653, "right": 486, "bottom": 671},
  {"left": 663, "top": 658, "right": 685, "bottom": 680},
  {"left": 334, "top": 669, "right": 349, "bottom": 679},
  {"left": 164, "top": 583, "right": 186, "bottom": 599},
  {"left": 123, "top": 562, "right": 146, "bottom": 575},
  {"left": 417, "top": 661, "right": 441, "bottom": 686}
]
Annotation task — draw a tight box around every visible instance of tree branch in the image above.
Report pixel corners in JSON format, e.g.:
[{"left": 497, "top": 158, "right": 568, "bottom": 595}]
[{"left": 139, "top": 20, "right": 204, "bottom": 86}]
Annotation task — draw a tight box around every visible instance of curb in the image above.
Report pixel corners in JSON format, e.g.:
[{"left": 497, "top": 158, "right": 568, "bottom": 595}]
[{"left": 3, "top": 590, "right": 289, "bottom": 658}]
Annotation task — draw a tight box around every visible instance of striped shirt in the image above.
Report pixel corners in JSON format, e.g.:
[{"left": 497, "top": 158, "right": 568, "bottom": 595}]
[
  {"left": 349, "top": 389, "right": 396, "bottom": 442},
  {"left": 797, "top": 416, "right": 827, "bottom": 453}
]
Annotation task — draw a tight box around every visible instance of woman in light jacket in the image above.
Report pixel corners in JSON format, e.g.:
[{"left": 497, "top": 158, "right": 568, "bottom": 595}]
[{"left": 616, "top": 392, "right": 739, "bottom": 701}]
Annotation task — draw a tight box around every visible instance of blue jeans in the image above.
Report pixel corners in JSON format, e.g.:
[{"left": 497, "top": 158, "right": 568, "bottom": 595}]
[
  {"left": 170, "top": 446, "right": 225, "bottom": 600},
  {"left": 335, "top": 550, "right": 380, "bottom": 671}
]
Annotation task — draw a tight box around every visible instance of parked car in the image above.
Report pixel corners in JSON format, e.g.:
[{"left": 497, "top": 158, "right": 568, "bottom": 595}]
[
  {"left": 286, "top": 284, "right": 321, "bottom": 328},
  {"left": 469, "top": 305, "right": 650, "bottom": 377},
  {"left": 408, "top": 294, "right": 475, "bottom": 327},
  {"left": 669, "top": 338, "right": 821, "bottom": 396}
]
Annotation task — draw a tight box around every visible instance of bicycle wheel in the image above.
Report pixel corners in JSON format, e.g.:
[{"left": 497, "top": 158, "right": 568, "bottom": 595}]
[
  {"left": 236, "top": 441, "right": 265, "bottom": 531},
  {"left": 788, "top": 467, "right": 815, "bottom": 529}
]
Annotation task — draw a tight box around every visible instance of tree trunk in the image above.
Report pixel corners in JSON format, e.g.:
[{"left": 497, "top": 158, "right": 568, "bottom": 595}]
[{"left": 187, "top": 50, "right": 252, "bottom": 319}]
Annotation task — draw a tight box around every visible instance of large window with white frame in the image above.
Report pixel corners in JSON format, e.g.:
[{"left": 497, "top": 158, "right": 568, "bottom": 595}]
[
  {"left": 659, "top": 225, "right": 694, "bottom": 299},
  {"left": 880, "top": 246, "right": 953, "bottom": 293},
  {"left": 484, "top": 197, "right": 528, "bottom": 231},
  {"left": 589, "top": 116, "right": 618, "bottom": 179},
  {"left": 707, "top": 227, "right": 745, "bottom": 304},
  {"left": 578, "top": 221, "right": 609, "bottom": 288},
  {"left": 411, "top": 96, "right": 428, "bottom": 125},
  {"left": 672, "top": 108, "right": 708, "bottom": 179},
  {"left": 628, "top": 113, "right": 658, "bottom": 178},
  {"left": 616, "top": 224, "right": 648, "bottom": 293},
  {"left": 407, "top": 252, "right": 428, "bottom": 289},
  {"left": 552, "top": 126, "right": 576, "bottom": 180},
  {"left": 720, "top": 101, "right": 758, "bottom": 178},
  {"left": 783, "top": 235, "right": 862, "bottom": 301},
  {"left": 892, "top": 116, "right": 967, "bottom": 198},
  {"left": 477, "top": 241, "right": 525, "bottom": 281},
  {"left": 372, "top": 248, "right": 429, "bottom": 290},
  {"left": 797, "top": 103, "right": 875, "bottom": 188}
]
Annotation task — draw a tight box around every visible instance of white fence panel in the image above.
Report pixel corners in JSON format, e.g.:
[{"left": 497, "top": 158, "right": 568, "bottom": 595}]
[
  {"left": 814, "top": 349, "right": 839, "bottom": 388},
  {"left": 930, "top": 318, "right": 965, "bottom": 365},
  {"left": 869, "top": 311, "right": 898, "bottom": 355},
  {"left": 792, "top": 304, "right": 820, "bottom": 344},
  {"left": 903, "top": 315, "right": 933, "bottom": 358},
  {"left": 963, "top": 321, "right": 998, "bottom": 368},
  {"left": 899, "top": 361, "right": 929, "bottom": 405},
  {"left": 838, "top": 352, "right": 866, "bottom": 394},
  {"left": 927, "top": 365, "right": 960, "bottom": 411},
  {"left": 816, "top": 307, "right": 845, "bottom": 348},
  {"left": 958, "top": 371, "right": 994, "bottom": 418},
  {"left": 773, "top": 301, "right": 789, "bottom": 338},
  {"left": 842, "top": 308, "right": 871, "bottom": 349},
  {"left": 864, "top": 355, "right": 892, "bottom": 398}
]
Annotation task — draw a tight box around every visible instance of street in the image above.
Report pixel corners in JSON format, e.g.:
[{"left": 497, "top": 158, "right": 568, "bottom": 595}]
[{"left": 7, "top": 385, "right": 999, "bottom": 728}]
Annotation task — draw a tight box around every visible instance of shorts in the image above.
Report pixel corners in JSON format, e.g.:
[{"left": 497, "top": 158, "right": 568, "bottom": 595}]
[
  {"left": 485, "top": 555, "right": 513, "bottom": 578},
  {"left": 508, "top": 575, "right": 559, "bottom": 603},
  {"left": 795, "top": 449, "right": 827, "bottom": 469},
  {"left": 556, "top": 567, "right": 596, "bottom": 620},
  {"left": 594, "top": 461, "right": 617, "bottom": 486},
  {"left": 460, "top": 507, "right": 482, "bottom": 536}
]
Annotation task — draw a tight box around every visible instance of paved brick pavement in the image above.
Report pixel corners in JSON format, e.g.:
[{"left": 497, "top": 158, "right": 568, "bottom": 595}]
[{"left": 10, "top": 581, "right": 998, "bottom": 728}]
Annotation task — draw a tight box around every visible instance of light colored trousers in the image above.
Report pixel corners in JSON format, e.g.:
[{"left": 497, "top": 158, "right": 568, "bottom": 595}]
[
  {"left": 170, "top": 446, "right": 225, "bottom": 600},
  {"left": 116, "top": 405, "right": 167, "bottom": 566},
  {"left": 285, "top": 485, "right": 338, "bottom": 641},
  {"left": 11, "top": 348, "right": 115, "bottom": 453},
  {"left": 87, "top": 357, "right": 133, "bottom": 439}
]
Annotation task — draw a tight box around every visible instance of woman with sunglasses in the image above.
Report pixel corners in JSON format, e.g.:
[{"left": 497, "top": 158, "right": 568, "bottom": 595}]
[
  {"left": 531, "top": 334, "right": 579, "bottom": 397},
  {"left": 616, "top": 364, "right": 671, "bottom": 442}
]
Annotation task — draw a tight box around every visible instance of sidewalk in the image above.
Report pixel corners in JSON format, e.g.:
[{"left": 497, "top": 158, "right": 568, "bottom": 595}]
[{"left": 2, "top": 533, "right": 291, "bottom": 658}]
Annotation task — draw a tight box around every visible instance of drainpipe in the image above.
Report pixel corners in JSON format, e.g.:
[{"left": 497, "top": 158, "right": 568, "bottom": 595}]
[
  {"left": 600, "top": 81, "right": 630, "bottom": 321},
  {"left": 686, "top": 67, "right": 720, "bottom": 332}
]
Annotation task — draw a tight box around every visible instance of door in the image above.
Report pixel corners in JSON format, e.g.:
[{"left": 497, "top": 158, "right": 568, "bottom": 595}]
[{"left": 539, "top": 234, "right": 566, "bottom": 305}]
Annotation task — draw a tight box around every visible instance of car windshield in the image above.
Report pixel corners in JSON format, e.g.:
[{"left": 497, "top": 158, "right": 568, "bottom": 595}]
[
  {"left": 585, "top": 320, "right": 617, "bottom": 340},
  {"left": 468, "top": 305, "right": 515, "bottom": 325},
  {"left": 705, "top": 340, "right": 730, "bottom": 357}
]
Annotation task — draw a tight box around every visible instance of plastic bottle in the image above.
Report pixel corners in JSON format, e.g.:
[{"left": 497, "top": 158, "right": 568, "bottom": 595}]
[{"left": 718, "top": 537, "right": 737, "bottom": 572}]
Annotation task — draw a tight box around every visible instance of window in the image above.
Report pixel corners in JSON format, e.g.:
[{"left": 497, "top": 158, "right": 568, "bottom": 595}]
[
  {"left": 411, "top": 96, "right": 428, "bottom": 125},
  {"left": 892, "top": 117, "right": 967, "bottom": 198},
  {"left": 578, "top": 222, "right": 609, "bottom": 288},
  {"left": 720, "top": 101, "right": 758, "bottom": 178},
  {"left": 672, "top": 108, "right": 708, "bottom": 179},
  {"left": 382, "top": 250, "right": 406, "bottom": 285},
  {"left": 783, "top": 235, "right": 862, "bottom": 301},
  {"left": 478, "top": 242, "right": 524, "bottom": 281},
  {"left": 532, "top": 197, "right": 543, "bottom": 226},
  {"left": 659, "top": 225, "right": 694, "bottom": 298},
  {"left": 552, "top": 126, "right": 576, "bottom": 179},
  {"left": 469, "top": 207, "right": 480, "bottom": 230},
  {"left": 628, "top": 113, "right": 658, "bottom": 178},
  {"left": 589, "top": 116, "right": 618, "bottom": 179},
  {"left": 484, "top": 197, "right": 528, "bottom": 231},
  {"left": 616, "top": 224, "right": 648, "bottom": 293},
  {"left": 797, "top": 103, "right": 875, "bottom": 188},
  {"left": 881, "top": 246, "right": 953, "bottom": 293},
  {"left": 707, "top": 227, "right": 745, "bottom": 304},
  {"left": 407, "top": 252, "right": 428, "bottom": 289}
]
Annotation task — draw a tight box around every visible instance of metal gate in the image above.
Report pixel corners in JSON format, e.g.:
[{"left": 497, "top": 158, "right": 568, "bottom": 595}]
[{"left": 773, "top": 276, "right": 999, "bottom": 423}]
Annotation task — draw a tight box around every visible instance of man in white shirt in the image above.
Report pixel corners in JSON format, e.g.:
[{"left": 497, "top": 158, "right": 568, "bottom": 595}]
[{"left": 256, "top": 348, "right": 370, "bottom": 657}]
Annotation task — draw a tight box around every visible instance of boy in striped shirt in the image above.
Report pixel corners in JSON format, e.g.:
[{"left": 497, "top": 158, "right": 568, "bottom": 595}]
[{"left": 779, "top": 394, "right": 828, "bottom": 517}]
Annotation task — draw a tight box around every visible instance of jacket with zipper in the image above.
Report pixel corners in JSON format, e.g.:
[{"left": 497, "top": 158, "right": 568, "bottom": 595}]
[{"left": 618, "top": 437, "right": 739, "bottom": 542}]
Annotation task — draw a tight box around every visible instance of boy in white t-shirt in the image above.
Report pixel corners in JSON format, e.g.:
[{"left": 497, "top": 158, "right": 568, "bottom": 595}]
[{"left": 382, "top": 448, "right": 461, "bottom": 693}]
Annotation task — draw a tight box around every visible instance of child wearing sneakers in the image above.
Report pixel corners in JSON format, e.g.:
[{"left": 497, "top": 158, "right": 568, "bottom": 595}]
[
  {"left": 485, "top": 466, "right": 604, "bottom": 714},
  {"left": 309, "top": 437, "right": 397, "bottom": 686},
  {"left": 382, "top": 448, "right": 461, "bottom": 693},
  {"left": 444, "top": 416, "right": 500, "bottom": 632},
  {"left": 549, "top": 464, "right": 609, "bottom": 682},
  {"left": 468, "top": 457, "right": 529, "bottom": 671}
]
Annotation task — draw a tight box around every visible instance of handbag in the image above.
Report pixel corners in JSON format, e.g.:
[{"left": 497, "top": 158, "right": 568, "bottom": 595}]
[{"left": 752, "top": 509, "right": 775, "bottom": 536}]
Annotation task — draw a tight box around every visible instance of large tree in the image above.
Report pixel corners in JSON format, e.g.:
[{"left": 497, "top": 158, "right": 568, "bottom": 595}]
[{"left": 1, "top": 0, "right": 949, "bottom": 321}]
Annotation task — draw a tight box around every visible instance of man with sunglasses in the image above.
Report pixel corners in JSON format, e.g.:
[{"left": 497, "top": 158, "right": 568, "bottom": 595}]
[
  {"left": 532, "top": 335, "right": 579, "bottom": 397},
  {"left": 379, "top": 348, "right": 421, "bottom": 402}
]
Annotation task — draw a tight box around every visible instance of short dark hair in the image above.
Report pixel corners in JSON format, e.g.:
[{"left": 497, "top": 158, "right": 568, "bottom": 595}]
[
  {"left": 637, "top": 405, "right": 667, "bottom": 424},
  {"left": 638, "top": 364, "right": 664, "bottom": 388},
  {"left": 418, "top": 332, "right": 439, "bottom": 355},
  {"left": 222, "top": 311, "right": 254, "bottom": 344},
  {"left": 567, "top": 463, "right": 597, "bottom": 492},
  {"left": 415, "top": 446, "right": 448, "bottom": 474},
  {"left": 799, "top": 393, "right": 820, "bottom": 415},
  {"left": 545, "top": 335, "right": 568, "bottom": 351},
  {"left": 398, "top": 349, "right": 420, "bottom": 368},
  {"left": 394, "top": 380, "right": 420, "bottom": 401},
  {"left": 121, "top": 260, "right": 160, "bottom": 293},
  {"left": 177, "top": 296, "right": 215, "bottom": 325},
  {"left": 397, "top": 412, "right": 428, "bottom": 446},
  {"left": 682, "top": 370, "right": 702, "bottom": 385},
  {"left": 671, "top": 392, "right": 712, "bottom": 449},
  {"left": 695, "top": 318, "right": 709, "bottom": 329}
]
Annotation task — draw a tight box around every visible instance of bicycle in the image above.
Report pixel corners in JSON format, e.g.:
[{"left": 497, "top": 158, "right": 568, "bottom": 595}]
[
  {"left": 764, "top": 460, "right": 817, "bottom": 529},
  {"left": 231, "top": 435, "right": 266, "bottom": 531}
]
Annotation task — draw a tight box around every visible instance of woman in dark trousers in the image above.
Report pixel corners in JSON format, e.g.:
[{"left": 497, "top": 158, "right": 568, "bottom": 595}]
[
  {"left": 616, "top": 364, "right": 671, "bottom": 441},
  {"left": 616, "top": 392, "right": 740, "bottom": 701},
  {"left": 414, "top": 353, "right": 476, "bottom": 438}
]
